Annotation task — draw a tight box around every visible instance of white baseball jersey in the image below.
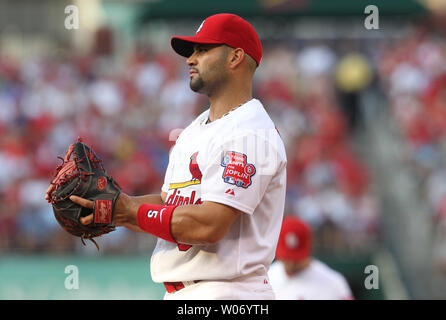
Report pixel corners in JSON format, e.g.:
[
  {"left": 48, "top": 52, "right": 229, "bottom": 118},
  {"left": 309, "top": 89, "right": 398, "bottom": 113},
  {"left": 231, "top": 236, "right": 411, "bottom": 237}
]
[
  {"left": 151, "top": 98, "right": 287, "bottom": 284},
  {"left": 268, "top": 259, "right": 353, "bottom": 300}
]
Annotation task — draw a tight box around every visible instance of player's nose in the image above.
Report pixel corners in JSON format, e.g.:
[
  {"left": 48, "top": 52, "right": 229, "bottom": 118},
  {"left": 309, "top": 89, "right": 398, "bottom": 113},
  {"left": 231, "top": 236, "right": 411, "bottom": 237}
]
[{"left": 186, "top": 52, "right": 197, "bottom": 66}]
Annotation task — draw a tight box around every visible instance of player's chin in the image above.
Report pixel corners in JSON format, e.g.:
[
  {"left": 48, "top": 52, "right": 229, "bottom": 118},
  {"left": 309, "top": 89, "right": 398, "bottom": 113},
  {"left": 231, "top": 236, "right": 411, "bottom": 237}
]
[{"left": 189, "top": 77, "right": 205, "bottom": 93}]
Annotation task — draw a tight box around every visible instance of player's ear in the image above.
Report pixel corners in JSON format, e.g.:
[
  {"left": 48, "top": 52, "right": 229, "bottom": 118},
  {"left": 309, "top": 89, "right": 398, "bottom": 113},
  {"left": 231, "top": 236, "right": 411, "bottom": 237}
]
[{"left": 228, "top": 48, "right": 245, "bottom": 70}]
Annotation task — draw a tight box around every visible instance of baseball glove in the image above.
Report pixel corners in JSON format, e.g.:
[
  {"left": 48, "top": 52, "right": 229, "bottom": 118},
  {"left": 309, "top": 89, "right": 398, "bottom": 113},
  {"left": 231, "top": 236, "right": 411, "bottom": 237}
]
[{"left": 47, "top": 137, "right": 121, "bottom": 249}]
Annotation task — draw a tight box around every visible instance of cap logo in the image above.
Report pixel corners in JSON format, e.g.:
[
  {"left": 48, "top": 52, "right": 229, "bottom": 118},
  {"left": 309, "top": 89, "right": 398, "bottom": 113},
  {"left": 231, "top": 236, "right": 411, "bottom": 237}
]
[
  {"left": 285, "top": 232, "right": 299, "bottom": 249},
  {"left": 196, "top": 20, "right": 205, "bottom": 34}
]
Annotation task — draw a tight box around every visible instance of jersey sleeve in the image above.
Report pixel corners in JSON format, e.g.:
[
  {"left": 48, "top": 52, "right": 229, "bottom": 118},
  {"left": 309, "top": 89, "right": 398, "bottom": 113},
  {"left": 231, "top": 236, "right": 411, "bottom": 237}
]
[
  {"left": 200, "top": 131, "right": 285, "bottom": 214},
  {"left": 330, "top": 268, "right": 354, "bottom": 300},
  {"left": 338, "top": 276, "right": 354, "bottom": 300}
]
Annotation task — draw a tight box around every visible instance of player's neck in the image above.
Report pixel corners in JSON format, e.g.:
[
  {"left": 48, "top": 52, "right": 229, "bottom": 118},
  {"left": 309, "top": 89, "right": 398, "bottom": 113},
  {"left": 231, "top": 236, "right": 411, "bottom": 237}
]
[{"left": 207, "top": 83, "right": 252, "bottom": 123}]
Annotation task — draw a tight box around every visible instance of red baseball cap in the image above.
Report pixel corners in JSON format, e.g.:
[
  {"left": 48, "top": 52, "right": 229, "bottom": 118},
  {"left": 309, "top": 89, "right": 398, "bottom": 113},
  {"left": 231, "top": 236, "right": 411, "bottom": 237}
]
[
  {"left": 275, "top": 216, "right": 312, "bottom": 262},
  {"left": 171, "top": 13, "right": 262, "bottom": 66}
]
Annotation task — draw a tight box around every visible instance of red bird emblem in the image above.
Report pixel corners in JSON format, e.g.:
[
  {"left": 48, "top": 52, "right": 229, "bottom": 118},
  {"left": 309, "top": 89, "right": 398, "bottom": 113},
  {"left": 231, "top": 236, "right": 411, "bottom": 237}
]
[{"left": 189, "top": 152, "right": 202, "bottom": 181}]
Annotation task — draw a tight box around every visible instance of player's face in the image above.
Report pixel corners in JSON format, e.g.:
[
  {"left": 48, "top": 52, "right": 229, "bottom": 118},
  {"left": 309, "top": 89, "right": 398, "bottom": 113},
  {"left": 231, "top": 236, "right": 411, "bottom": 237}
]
[
  {"left": 187, "top": 44, "right": 230, "bottom": 94},
  {"left": 283, "top": 260, "right": 298, "bottom": 276},
  {"left": 283, "top": 258, "right": 310, "bottom": 276}
]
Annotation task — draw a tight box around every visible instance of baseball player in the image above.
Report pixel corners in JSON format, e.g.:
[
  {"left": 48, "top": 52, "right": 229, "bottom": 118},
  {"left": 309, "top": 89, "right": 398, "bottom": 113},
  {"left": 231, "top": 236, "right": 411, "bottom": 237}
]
[
  {"left": 70, "top": 13, "right": 287, "bottom": 300},
  {"left": 268, "top": 216, "right": 353, "bottom": 300}
]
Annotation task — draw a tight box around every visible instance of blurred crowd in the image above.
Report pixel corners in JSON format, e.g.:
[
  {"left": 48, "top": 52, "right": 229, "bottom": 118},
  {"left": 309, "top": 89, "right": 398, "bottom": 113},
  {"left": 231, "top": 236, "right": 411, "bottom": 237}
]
[
  {"left": 0, "top": 30, "right": 382, "bottom": 254},
  {"left": 376, "top": 26, "right": 446, "bottom": 268},
  {"left": 258, "top": 40, "right": 379, "bottom": 251}
]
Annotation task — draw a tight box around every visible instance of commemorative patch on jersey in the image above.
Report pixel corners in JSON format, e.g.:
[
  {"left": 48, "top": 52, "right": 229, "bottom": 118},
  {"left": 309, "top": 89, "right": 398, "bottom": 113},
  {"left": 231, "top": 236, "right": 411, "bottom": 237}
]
[{"left": 220, "top": 151, "right": 256, "bottom": 188}]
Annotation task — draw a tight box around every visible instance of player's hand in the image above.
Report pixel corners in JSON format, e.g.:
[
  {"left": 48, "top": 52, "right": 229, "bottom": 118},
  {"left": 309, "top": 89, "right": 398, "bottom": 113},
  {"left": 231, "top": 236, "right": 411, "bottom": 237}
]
[
  {"left": 68, "top": 195, "right": 94, "bottom": 225},
  {"left": 70, "top": 193, "right": 142, "bottom": 231}
]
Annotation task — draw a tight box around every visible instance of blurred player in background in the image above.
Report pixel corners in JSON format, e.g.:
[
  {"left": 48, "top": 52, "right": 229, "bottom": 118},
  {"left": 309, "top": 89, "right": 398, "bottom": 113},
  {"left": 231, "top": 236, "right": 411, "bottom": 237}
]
[
  {"left": 268, "top": 216, "right": 353, "bottom": 300},
  {"left": 70, "top": 13, "right": 287, "bottom": 300}
]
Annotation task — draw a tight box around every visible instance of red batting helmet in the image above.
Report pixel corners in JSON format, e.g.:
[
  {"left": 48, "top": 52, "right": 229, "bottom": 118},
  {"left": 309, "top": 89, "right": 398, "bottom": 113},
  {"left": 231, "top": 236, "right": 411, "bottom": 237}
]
[{"left": 275, "top": 216, "right": 312, "bottom": 262}]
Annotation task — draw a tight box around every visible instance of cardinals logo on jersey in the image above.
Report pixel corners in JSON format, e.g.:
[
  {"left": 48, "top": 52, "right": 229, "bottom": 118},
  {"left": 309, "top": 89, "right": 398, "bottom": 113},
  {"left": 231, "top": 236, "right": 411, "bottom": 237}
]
[
  {"left": 165, "top": 152, "right": 203, "bottom": 252},
  {"left": 168, "top": 152, "right": 203, "bottom": 190},
  {"left": 166, "top": 151, "right": 203, "bottom": 206},
  {"left": 189, "top": 152, "right": 202, "bottom": 181}
]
